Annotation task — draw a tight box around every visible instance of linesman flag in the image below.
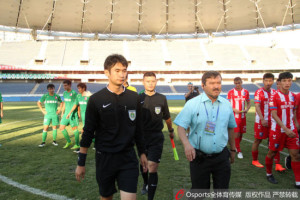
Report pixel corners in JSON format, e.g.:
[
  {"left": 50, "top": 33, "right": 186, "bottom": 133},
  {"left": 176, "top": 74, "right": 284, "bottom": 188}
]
[{"left": 170, "top": 137, "right": 179, "bottom": 161}]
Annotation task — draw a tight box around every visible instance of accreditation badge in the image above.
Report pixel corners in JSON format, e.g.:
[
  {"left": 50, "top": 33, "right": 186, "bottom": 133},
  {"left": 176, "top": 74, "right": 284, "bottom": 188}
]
[
  {"left": 155, "top": 106, "right": 161, "bottom": 114},
  {"left": 205, "top": 121, "right": 216, "bottom": 135},
  {"left": 128, "top": 110, "right": 136, "bottom": 121}
]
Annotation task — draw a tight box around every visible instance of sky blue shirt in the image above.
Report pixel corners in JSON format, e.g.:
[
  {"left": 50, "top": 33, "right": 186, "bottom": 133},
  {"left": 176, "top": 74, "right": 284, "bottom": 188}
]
[{"left": 174, "top": 92, "right": 237, "bottom": 154}]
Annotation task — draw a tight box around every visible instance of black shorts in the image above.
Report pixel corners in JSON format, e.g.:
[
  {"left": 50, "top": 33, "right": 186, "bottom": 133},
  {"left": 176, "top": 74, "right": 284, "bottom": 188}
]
[
  {"left": 95, "top": 148, "right": 139, "bottom": 197},
  {"left": 143, "top": 132, "right": 164, "bottom": 163}
]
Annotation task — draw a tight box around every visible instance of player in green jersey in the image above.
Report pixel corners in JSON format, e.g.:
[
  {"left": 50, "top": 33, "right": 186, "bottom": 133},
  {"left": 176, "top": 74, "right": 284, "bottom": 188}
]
[
  {"left": 66, "top": 83, "right": 92, "bottom": 153},
  {"left": 59, "top": 80, "right": 80, "bottom": 149},
  {"left": 37, "top": 84, "right": 62, "bottom": 147}
]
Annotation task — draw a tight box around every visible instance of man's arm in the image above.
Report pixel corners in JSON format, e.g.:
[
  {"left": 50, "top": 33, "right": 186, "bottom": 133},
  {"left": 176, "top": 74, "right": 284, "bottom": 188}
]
[
  {"left": 75, "top": 147, "right": 88, "bottom": 182},
  {"left": 178, "top": 126, "right": 195, "bottom": 161},
  {"left": 165, "top": 118, "right": 174, "bottom": 138},
  {"left": 61, "top": 102, "right": 65, "bottom": 117},
  {"left": 255, "top": 103, "right": 268, "bottom": 127},
  {"left": 228, "top": 127, "right": 236, "bottom": 164},
  {"left": 244, "top": 100, "right": 251, "bottom": 113},
  {"left": 271, "top": 110, "right": 296, "bottom": 138},
  {"left": 66, "top": 104, "right": 78, "bottom": 119},
  {"left": 294, "top": 109, "right": 299, "bottom": 131},
  {"left": 56, "top": 102, "right": 63, "bottom": 115},
  {"left": 37, "top": 101, "right": 46, "bottom": 115},
  {"left": 135, "top": 96, "right": 147, "bottom": 172}
]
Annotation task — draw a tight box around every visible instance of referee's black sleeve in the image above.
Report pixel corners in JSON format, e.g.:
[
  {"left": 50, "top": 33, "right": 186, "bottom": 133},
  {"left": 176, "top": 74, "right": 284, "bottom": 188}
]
[
  {"left": 135, "top": 95, "right": 146, "bottom": 155},
  {"left": 80, "top": 96, "right": 98, "bottom": 148},
  {"left": 162, "top": 96, "right": 171, "bottom": 120}
]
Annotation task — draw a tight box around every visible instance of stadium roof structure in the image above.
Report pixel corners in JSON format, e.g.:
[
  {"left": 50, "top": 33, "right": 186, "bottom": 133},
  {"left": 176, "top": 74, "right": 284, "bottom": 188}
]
[{"left": 0, "top": 0, "right": 300, "bottom": 40}]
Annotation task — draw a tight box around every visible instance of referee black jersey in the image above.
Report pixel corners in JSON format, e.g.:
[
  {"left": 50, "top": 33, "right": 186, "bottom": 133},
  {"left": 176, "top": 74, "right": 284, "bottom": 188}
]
[
  {"left": 80, "top": 87, "right": 145, "bottom": 155},
  {"left": 139, "top": 92, "right": 170, "bottom": 133}
]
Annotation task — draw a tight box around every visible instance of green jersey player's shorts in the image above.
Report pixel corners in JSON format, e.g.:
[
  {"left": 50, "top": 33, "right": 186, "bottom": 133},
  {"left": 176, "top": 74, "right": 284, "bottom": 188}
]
[
  {"left": 43, "top": 114, "right": 59, "bottom": 126},
  {"left": 60, "top": 114, "right": 79, "bottom": 127}
]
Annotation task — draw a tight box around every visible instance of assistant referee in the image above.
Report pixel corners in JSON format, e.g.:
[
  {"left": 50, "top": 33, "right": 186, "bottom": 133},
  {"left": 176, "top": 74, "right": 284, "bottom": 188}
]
[
  {"left": 75, "top": 54, "right": 147, "bottom": 200},
  {"left": 139, "top": 72, "right": 174, "bottom": 200}
]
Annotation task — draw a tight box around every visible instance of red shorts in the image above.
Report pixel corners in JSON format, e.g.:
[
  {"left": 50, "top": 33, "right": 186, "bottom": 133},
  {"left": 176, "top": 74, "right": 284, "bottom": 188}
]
[
  {"left": 269, "top": 129, "right": 300, "bottom": 151},
  {"left": 254, "top": 123, "right": 269, "bottom": 139},
  {"left": 234, "top": 118, "right": 246, "bottom": 134}
]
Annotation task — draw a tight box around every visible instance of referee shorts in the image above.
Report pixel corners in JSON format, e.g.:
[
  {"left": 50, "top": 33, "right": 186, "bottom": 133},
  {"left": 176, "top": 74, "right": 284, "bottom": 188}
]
[
  {"left": 95, "top": 148, "right": 139, "bottom": 197},
  {"left": 143, "top": 132, "right": 164, "bottom": 163}
]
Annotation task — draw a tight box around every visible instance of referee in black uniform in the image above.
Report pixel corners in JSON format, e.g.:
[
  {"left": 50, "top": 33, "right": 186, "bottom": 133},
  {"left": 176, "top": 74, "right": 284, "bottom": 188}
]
[
  {"left": 75, "top": 54, "right": 147, "bottom": 200},
  {"left": 139, "top": 72, "right": 174, "bottom": 200}
]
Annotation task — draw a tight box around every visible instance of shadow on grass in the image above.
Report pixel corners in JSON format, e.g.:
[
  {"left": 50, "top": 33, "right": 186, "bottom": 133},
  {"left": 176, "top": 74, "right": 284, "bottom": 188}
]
[
  {"left": 0, "top": 123, "right": 41, "bottom": 135},
  {"left": 0, "top": 129, "right": 42, "bottom": 144}
]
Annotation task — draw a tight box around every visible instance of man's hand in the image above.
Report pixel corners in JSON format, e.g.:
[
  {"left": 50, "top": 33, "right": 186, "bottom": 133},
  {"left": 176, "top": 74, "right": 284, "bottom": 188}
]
[
  {"left": 140, "top": 154, "right": 148, "bottom": 173},
  {"left": 0, "top": 112, "right": 3, "bottom": 118},
  {"left": 78, "top": 113, "right": 81, "bottom": 119},
  {"left": 56, "top": 110, "right": 61, "bottom": 115},
  {"left": 230, "top": 151, "right": 236, "bottom": 164},
  {"left": 169, "top": 131, "right": 174, "bottom": 139},
  {"left": 184, "top": 143, "right": 195, "bottom": 162},
  {"left": 261, "top": 119, "right": 268, "bottom": 127},
  {"left": 284, "top": 128, "right": 296, "bottom": 138},
  {"left": 42, "top": 110, "right": 47, "bottom": 115},
  {"left": 75, "top": 166, "right": 85, "bottom": 182},
  {"left": 66, "top": 113, "right": 70, "bottom": 119}
]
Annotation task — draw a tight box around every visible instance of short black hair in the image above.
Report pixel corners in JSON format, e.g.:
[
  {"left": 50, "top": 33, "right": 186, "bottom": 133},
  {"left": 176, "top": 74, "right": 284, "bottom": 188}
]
[
  {"left": 63, "top": 80, "right": 71, "bottom": 85},
  {"left": 278, "top": 72, "right": 293, "bottom": 81},
  {"left": 104, "top": 54, "right": 128, "bottom": 71},
  {"left": 263, "top": 73, "right": 274, "bottom": 80},
  {"left": 234, "top": 77, "right": 242, "bottom": 82},
  {"left": 143, "top": 72, "right": 156, "bottom": 78},
  {"left": 77, "top": 83, "right": 87, "bottom": 91},
  {"left": 202, "top": 71, "right": 222, "bottom": 85},
  {"left": 47, "top": 84, "right": 55, "bottom": 89}
]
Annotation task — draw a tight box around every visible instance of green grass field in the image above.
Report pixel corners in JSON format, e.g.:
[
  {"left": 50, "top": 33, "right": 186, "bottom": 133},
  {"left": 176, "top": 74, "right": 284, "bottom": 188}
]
[{"left": 0, "top": 100, "right": 296, "bottom": 200}]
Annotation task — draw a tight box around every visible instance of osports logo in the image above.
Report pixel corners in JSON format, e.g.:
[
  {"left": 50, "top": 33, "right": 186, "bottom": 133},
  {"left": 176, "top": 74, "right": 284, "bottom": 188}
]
[{"left": 175, "top": 189, "right": 185, "bottom": 200}]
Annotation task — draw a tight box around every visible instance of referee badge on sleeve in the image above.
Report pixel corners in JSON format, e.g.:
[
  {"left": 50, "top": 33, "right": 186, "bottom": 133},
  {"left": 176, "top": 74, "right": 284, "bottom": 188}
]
[
  {"left": 128, "top": 110, "right": 136, "bottom": 121},
  {"left": 155, "top": 107, "right": 161, "bottom": 114}
]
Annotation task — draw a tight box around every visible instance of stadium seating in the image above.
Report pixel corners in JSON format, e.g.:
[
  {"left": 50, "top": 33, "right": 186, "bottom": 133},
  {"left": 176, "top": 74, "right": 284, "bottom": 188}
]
[
  {"left": 0, "top": 82, "right": 36, "bottom": 94},
  {"left": 35, "top": 83, "right": 61, "bottom": 94}
]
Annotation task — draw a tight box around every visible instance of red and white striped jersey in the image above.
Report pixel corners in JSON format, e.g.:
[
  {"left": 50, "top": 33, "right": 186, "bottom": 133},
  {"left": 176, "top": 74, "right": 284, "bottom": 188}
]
[
  {"left": 254, "top": 88, "right": 276, "bottom": 123},
  {"left": 269, "top": 90, "right": 296, "bottom": 132},
  {"left": 227, "top": 88, "right": 250, "bottom": 119}
]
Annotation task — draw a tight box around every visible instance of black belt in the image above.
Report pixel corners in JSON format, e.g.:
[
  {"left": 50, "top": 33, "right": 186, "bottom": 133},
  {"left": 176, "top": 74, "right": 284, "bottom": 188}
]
[{"left": 195, "top": 148, "right": 225, "bottom": 159}]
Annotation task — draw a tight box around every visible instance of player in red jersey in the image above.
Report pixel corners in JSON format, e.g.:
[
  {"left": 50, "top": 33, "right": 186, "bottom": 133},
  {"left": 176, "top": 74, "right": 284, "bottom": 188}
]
[
  {"left": 251, "top": 73, "right": 286, "bottom": 171},
  {"left": 265, "top": 72, "right": 300, "bottom": 188},
  {"left": 227, "top": 77, "right": 251, "bottom": 159}
]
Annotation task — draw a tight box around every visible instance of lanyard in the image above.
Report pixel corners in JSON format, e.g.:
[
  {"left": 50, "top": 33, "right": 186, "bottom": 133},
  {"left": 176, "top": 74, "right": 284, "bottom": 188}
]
[{"left": 204, "top": 101, "right": 219, "bottom": 122}]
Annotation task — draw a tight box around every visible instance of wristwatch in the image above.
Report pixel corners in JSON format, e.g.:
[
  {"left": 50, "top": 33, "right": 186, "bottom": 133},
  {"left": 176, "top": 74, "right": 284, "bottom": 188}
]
[
  {"left": 230, "top": 149, "right": 237, "bottom": 152},
  {"left": 169, "top": 128, "right": 174, "bottom": 133}
]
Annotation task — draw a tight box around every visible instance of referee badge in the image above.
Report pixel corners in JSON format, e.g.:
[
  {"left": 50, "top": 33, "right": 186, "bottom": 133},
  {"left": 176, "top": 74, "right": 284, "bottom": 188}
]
[
  {"left": 128, "top": 110, "right": 136, "bottom": 121},
  {"left": 155, "top": 107, "right": 161, "bottom": 114}
]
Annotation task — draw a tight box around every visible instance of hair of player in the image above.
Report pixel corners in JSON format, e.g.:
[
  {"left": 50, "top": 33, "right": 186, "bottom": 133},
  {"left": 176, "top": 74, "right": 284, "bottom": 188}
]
[
  {"left": 278, "top": 72, "right": 293, "bottom": 81},
  {"left": 47, "top": 84, "right": 55, "bottom": 89},
  {"left": 63, "top": 80, "right": 71, "bottom": 85},
  {"left": 263, "top": 73, "right": 274, "bottom": 80},
  {"left": 77, "top": 83, "right": 87, "bottom": 91},
  {"left": 202, "top": 71, "right": 222, "bottom": 86},
  {"left": 143, "top": 72, "right": 156, "bottom": 78},
  {"left": 233, "top": 77, "right": 242, "bottom": 82},
  {"left": 104, "top": 54, "right": 128, "bottom": 71}
]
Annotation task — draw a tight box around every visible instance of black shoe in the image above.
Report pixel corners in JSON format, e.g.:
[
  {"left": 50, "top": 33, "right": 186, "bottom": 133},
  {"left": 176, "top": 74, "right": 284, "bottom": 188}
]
[
  {"left": 38, "top": 142, "right": 46, "bottom": 148},
  {"left": 285, "top": 156, "right": 292, "bottom": 169},
  {"left": 267, "top": 175, "right": 278, "bottom": 184},
  {"left": 141, "top": 184, "right": 148, "bottom": 195},
  {"left": 73, "top": 148, "right": 80, "bottom": 154},
  {"left": 295, "top": 184, "right": 300, "bottom": 189}
]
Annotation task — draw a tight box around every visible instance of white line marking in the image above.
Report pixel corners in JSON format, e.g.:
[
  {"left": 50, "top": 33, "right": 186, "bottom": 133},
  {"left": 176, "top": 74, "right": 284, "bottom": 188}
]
[
  {"left": 0, "top": 174, "right": 72, "bottom": 200},
  {"left": 0, "top": 117, "right": 42, "bottom": 127}
]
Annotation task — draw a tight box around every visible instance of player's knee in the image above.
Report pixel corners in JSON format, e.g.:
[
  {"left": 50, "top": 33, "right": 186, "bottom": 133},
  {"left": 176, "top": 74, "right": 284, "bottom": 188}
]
[
  {"left": 268, "top": 150, "right": 277, "bottom": 158},
  {"left": 148, "top": 162, "right": 158, "bottom": 173}
]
